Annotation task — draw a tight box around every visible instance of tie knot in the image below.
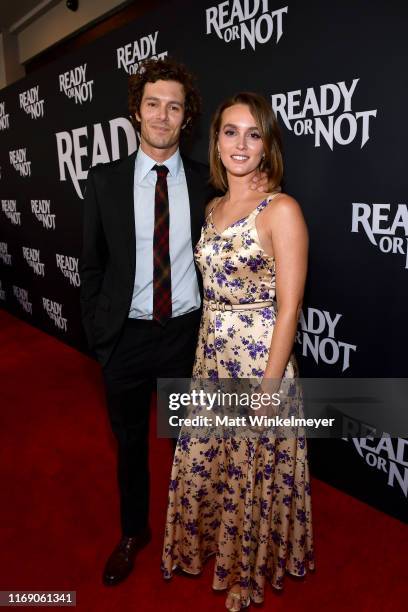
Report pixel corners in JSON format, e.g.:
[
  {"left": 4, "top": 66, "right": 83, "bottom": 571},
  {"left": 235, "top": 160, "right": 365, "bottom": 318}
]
[{"left": 153, "top": 164, "right": 169, "bottom": 178}]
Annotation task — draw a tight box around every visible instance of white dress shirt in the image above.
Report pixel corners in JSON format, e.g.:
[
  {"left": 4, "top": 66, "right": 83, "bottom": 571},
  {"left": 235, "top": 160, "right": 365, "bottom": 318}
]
[{"left": 128, "top": 147, "right": 201, "bottom": 319}]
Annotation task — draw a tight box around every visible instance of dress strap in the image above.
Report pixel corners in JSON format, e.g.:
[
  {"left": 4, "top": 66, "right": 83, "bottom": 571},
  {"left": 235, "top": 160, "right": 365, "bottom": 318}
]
[
  {"left": 206, "top": 196, "right": 223, "bottom": 219},
  {"left": 252, "top": 192, "right": 281, "bottom": 218}
]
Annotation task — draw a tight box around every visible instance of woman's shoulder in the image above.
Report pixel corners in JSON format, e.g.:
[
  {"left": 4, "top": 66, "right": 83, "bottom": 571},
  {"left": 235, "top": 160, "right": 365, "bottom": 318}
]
[
  {"left": 263, "top": 191, "right": 302, "bottom": 215},
  {"left": 260, "top": 192, "right": 306, "bottom": 230}
]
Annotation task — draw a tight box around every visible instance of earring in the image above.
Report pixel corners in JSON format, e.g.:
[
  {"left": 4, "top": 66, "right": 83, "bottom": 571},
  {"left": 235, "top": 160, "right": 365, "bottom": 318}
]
[{"left": 217, "top": 150, "right": 221, "bottom": 160}]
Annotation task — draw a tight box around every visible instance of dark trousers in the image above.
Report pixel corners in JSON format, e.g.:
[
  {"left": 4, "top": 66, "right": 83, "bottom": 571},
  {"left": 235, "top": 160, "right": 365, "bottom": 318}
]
[{"left": 102, "top": 309, "right": 201, "bottom": 536}]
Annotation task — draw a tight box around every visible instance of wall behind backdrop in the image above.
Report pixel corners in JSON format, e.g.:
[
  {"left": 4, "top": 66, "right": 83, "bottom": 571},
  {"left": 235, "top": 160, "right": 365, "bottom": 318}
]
[{"left": 0, "top": 0, "right": 407, "bottom": 522}]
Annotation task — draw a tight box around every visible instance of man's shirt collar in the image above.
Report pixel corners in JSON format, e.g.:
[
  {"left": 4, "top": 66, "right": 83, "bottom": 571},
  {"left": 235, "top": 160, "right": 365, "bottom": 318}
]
[{"left": 135, "top": 147, "right": 181, "bottom": 184}]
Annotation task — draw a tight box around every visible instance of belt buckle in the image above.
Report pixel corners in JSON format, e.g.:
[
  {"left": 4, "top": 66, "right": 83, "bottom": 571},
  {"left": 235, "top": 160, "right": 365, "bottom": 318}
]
[{"left": 207, "top": 301, "right": 232, "bottom": 312}]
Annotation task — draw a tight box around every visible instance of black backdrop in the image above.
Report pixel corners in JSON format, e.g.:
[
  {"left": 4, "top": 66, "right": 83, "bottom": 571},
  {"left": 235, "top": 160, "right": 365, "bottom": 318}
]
[{"left": 1, "top": 0, "right": 407, "bottom": 521}]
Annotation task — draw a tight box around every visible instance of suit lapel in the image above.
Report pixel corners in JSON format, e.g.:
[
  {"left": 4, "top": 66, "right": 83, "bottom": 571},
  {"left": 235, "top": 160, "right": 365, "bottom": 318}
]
[
  {"left": 114, "top": 151, "right": 137, "bottom": 276},
  {"left": 183, "top": 156, "right": 206, "bottom": 247}
]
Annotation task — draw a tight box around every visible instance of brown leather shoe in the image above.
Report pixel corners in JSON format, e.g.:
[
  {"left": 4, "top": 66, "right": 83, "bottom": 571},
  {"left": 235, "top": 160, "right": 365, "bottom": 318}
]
[{"left": 102, "top": 528, "right": 152, "bottom": 586}]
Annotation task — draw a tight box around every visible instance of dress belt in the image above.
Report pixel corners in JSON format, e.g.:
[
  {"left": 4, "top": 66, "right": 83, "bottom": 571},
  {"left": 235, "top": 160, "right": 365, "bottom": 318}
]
[{"left": 203, "top": 299, "right": 275, "bottom": 312}]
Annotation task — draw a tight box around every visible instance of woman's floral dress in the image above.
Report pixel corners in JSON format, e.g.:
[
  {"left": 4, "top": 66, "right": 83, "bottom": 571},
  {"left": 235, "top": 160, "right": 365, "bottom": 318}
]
[{"left": 161, "top": 196, "right": 315, "bottom": 603}]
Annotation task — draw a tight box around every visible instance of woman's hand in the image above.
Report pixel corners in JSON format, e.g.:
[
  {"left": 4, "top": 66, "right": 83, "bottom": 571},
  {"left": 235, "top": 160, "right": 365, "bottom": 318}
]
[
  {"left": 248, "top": 378, "right": 281, "bottom": 433},
  {"left": 249, "top": 170, "right": 271, "bottom": 192},
  {"left": 254, "top": 378, "right": 281, "bottom": 418}
]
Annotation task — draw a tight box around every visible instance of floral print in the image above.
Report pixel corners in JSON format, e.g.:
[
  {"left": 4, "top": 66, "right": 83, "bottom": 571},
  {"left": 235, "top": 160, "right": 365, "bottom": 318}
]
[{"left": 161, "top": 196, "right": 315, "bottom": 603}]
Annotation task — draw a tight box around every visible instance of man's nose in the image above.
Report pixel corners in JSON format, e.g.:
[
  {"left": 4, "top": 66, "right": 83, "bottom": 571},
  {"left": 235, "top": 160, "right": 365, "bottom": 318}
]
[{"left": 158, "top": 104, "right": 168, "bottom": 120}]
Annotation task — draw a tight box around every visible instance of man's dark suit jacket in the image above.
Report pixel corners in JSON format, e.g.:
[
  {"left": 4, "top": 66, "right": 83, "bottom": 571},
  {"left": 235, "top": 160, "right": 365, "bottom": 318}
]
[{"left": 79, "top": 151, "right": 215, "bottom": 367}]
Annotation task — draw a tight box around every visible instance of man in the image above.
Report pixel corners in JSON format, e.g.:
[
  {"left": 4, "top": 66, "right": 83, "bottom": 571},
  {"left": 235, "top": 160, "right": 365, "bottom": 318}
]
[{"left": 80, "top": 57, "right": 266, "bottom": 586}]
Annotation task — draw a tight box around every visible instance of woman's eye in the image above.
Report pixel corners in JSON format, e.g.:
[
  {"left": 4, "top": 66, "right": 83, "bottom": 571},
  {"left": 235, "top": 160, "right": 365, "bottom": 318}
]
[
  {"left": 224, "top": 129, "right": 235, "bottom": 136},
  {"left": 250, "top": 132, "right": 261, "bottom": 139}
]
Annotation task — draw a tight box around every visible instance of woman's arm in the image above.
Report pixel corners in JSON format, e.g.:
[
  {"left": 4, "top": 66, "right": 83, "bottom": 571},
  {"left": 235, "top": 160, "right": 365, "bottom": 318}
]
[{"left": 262, "top": 194, "right": 309, "bottom": 383}]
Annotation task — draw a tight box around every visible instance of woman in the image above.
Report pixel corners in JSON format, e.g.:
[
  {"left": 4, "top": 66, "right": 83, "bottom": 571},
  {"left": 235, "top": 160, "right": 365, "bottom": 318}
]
[{"left": 161, "top": 92, "right": 315, "bottom": 610}]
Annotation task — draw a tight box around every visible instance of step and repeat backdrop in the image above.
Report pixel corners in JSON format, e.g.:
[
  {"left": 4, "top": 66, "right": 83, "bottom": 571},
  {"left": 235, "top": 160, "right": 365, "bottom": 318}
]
[{"left": 0, "top": 0, "right": 407, "bottom": 521}]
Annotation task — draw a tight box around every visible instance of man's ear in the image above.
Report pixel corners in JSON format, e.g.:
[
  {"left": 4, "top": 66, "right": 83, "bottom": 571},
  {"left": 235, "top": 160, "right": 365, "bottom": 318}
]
[{"left": 135, "top": 111, "right": 141, "bottom": 123}]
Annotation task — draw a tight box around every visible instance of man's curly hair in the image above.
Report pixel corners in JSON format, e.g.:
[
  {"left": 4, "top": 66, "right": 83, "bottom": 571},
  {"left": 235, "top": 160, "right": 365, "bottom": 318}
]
[{"left": 128, "top": 57, "right": 201, "bottom": 135}]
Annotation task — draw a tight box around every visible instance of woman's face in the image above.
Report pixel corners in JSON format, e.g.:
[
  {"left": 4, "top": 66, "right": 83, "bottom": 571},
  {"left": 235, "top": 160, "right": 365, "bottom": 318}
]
[{"left": 217, "top": 103, "right": 264, "bottom": 178}]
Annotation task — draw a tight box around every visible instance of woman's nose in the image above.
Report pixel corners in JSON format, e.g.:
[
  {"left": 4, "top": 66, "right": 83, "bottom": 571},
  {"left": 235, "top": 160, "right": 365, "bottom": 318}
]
[{"left": 236, "top": 136, "right": 247, "bottom": 149}]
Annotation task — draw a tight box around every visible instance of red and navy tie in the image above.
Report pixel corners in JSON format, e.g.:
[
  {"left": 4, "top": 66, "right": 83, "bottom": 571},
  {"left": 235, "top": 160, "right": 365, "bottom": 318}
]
[{"left": 152, "top": 164, "right": 172, "bottom": 325}]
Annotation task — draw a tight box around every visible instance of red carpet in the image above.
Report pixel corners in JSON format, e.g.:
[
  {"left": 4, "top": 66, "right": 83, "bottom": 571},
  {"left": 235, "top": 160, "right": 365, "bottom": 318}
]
[{"left": 0, "top": 308, "right": 406, "bottom": 611}]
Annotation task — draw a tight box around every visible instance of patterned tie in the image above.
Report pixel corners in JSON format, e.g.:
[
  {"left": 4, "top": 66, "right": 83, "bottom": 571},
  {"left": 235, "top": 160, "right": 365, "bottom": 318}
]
[{"left": 152, "top": 164, "right": 172, "bottom": 324}]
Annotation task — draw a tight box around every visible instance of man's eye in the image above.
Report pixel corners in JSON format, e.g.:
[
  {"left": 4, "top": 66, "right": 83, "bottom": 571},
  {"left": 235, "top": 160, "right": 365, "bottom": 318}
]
[
  {"left": 170, "top": 105, "right": 181, "bottom": 111},
  {"left": 147, "top": 102, "right": 157, "bottom": 107}
]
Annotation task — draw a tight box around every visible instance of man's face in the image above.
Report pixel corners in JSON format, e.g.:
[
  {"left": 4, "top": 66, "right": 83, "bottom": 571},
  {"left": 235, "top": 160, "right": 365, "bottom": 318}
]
[{"left": 136, "top": 79, "right": 186, "bottom": 155}]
